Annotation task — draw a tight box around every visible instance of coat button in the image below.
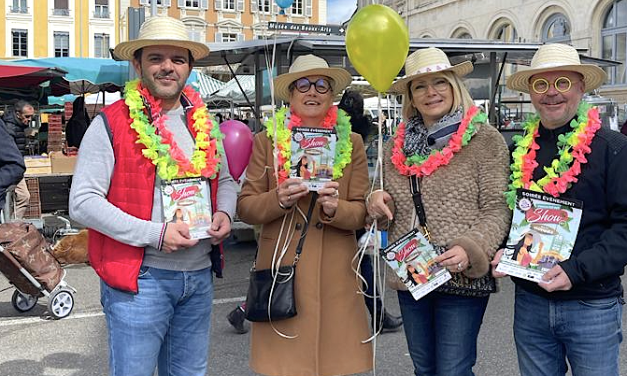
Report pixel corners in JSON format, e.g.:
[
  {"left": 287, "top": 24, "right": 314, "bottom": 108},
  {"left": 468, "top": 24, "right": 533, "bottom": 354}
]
[
  {"left": 315, "top": 222, "right": 323, "bottom": 229},
  {"left": 295, "top": 223, "right": 302, "bottom": 230}
]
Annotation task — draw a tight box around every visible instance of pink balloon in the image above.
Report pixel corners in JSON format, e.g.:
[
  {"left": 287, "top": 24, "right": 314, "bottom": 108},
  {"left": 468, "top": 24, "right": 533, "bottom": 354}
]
[{"left": 220, "top": 120, "right": 253, "bottom": 181}]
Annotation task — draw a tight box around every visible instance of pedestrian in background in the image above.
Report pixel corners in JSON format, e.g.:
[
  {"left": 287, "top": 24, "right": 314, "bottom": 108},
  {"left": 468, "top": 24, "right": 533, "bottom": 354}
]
[
  {"left": 2, "top": 100, "right": 33, "bottom": 219},
  {"left": 0, "top": 118, "right": 25, "bottom": 218},
  {"left": 338, "top": 89, "right": 403, "bottom": 333}
]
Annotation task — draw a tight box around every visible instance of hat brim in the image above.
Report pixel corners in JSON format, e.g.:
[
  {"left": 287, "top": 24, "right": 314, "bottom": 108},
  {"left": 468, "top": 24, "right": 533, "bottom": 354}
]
[
  {"left": 113, "top": 39, "right": 210, "bottom": 61},
  {"left": 389, "top": 61, "right": 473, "bottom": 94},
  {"left": 273, "top": 68, "right": 353, "bottom": 102},
  {"left": 506, "top": 64, "right": 607, "bottom": 93}
]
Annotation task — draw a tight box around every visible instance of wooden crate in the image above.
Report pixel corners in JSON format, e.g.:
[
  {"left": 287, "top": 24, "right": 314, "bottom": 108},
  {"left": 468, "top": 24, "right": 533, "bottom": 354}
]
[{"left": 23, "top": 177, "right": 41, "bottom": 219}]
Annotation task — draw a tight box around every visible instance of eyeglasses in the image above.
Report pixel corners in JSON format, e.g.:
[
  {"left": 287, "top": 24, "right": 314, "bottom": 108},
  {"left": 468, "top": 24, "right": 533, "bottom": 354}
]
[
  {"left": 531, "top": 76, "right": 579, "bottom": 94},
  {"left": 411, "top": 78, "right": 451, "bottom": 96},
  {"left": 290, "top": 77, "right": 332, "bottom": 94}
]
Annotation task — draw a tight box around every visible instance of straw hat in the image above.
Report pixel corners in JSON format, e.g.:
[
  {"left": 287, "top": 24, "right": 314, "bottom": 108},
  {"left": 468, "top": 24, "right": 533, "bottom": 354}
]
[
  {"left": 507, "top": 43, "right": 606, "bottom": 93},
  {"left": 113, "top": 16, "right": 210, "bottom": 61},
  {"left": 274, "top": 55, "right": 352, "bottom": 102},
  {"left": 390, "top": 47, "right": 473, "bottom": 94}
]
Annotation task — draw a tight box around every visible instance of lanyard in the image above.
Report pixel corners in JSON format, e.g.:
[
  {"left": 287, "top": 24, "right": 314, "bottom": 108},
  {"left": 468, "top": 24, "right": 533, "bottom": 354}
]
[{"left": 408, "top": 176, "right": 431, "bottom": 242}]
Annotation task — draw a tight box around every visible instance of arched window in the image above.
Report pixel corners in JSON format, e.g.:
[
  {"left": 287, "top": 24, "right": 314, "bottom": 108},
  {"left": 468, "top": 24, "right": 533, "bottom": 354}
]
[
  {"left": 494, "top": 23, "right": 517, "bottom": 42},
  {"left": 602, "top": 0, "right": 627, "bottom": 85},
  {"left": 542, "top": 13, "right": 571, "bottom": 43},
  {"left": 452, "top": 28, "right": 472, "bottom": 39},
  {"left": 491, "top": 21, "right": 518, "bottom": 94}
]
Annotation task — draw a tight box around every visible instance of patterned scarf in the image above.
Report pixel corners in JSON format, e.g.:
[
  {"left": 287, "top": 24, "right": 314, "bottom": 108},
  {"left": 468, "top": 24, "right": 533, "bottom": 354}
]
[{"left": 403, "top": 108, "right": 463, "bottom": 156}]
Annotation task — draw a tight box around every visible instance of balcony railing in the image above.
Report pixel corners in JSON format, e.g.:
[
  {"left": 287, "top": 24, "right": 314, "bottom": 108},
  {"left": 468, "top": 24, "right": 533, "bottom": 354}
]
[
  {"left": 94, "top": 7, "right": 109, "bottom": 18},
  {"left": 52, "top": 8, "right": 70, "bottom": 16},
  {"left": 9, "top": 6, "right": 28, "bottom": 13}
]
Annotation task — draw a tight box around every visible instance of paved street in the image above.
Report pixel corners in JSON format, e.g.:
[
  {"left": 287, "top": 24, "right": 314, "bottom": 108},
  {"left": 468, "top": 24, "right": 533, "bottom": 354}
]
[{"left": 0, "top": 239, "right": 626, "bottom": 376}]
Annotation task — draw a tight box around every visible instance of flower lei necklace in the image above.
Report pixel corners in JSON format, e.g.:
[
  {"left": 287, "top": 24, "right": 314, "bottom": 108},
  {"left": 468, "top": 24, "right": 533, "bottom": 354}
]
[
  {"left": 124, "top": 79, "right": 224, "bottom": 181},
  {"left": 504, "top": 101, "right": 600, "bottom": 209},
  {"left": 265, "top": 105, "right": 352, "bottom": 184},
  {"left": 391, "top": 106, "right": 484, "bottom": 177}
]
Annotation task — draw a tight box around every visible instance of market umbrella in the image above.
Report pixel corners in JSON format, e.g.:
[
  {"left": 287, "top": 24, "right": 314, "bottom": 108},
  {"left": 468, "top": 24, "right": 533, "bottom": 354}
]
[
  {"left": 0, "top": 63, "right": 66, "bottom": 104},
  {"left": 11, "top": 57, "right": 129, "bottom": 95}
]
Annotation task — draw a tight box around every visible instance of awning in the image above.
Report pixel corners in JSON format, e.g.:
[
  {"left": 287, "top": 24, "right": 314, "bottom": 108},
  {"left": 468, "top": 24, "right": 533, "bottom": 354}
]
[
  {"left": 209, "top": 75, "right": 255, "bottom": 103},
  {"left": 0, "top": 64, "right": 66, "bottom": 88},
  {"left": 188, "top": 70, "right": 225, "bottom": 100},
  {"left": 11, "top": 57, "right": 129, "bottom": 95}
]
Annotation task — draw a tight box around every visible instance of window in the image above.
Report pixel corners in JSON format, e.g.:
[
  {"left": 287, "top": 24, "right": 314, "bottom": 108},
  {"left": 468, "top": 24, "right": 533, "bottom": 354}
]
[
  {"left": 494, "top": 23, "right": 517, "bottom": 42},
  {"left": 12, "top": 29, "right": 27, "bottom": 57},
  {"left": 542, "top": 14, "right": 571, "bottom": 43},
  {"left": 257, "top": 0, "right": 270, "bottom": 13},
  {"left": 186, "top": 0, "right": 200, "bottom": 6},
  {"left": 292, "top": 0, "right": 303, "bottom": 15},
  {"left": 54, "top": 32, "right": 69, "bottom": 57},
  {"left": 602, "top": 0, "right": 627, "bottom": 85},
  {"left": 94, "top": 33, "right": 110, "bottom": 58},
  {"left": 222, "top": 33, "right": 238, "bottom": 42},
  {"left": 53, "top": 0, "right": 69, "bottom": 16},
  {"left": 492, "top": 21, "right": 518, "bottom": 92},
  {"left": 224, "top": 0, "right": 235, "bottom": 10},
  {"left": 140, "top": 0, "right": 171, "bottom": 5},
  {"left": 10, "top": 0, "right": 27, "bottom": 13},
  {"left": 94, "top": 0, "right": 109, "bottom": 18}
]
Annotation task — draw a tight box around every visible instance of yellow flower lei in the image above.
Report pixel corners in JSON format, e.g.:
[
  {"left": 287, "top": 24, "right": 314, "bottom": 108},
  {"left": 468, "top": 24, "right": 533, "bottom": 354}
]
[{"left": 124, "top": 79, "right": 224, "bottom": 181}]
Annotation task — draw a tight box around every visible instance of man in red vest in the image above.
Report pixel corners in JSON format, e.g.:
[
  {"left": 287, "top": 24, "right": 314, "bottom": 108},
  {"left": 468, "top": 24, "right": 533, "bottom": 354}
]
[{"left": 69, "top": 16, "right": 237, "bottom": 376}]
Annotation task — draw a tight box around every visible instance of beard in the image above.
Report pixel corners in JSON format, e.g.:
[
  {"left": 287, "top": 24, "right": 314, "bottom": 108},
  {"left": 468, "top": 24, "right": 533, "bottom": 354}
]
[{"left": 141, "top": 71, "right": 186, "bottom": 102}]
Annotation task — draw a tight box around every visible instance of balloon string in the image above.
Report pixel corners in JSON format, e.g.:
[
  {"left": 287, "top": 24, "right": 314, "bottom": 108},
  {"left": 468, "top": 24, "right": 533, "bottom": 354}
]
[{"left": 377, "top": 92, "right": 384, "bottom": 190}]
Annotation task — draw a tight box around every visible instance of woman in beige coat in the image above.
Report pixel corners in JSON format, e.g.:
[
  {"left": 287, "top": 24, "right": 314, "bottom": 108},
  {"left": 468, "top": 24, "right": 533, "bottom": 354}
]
[{"left": 237, "top": 54, "right": 373, "bottom": 376}]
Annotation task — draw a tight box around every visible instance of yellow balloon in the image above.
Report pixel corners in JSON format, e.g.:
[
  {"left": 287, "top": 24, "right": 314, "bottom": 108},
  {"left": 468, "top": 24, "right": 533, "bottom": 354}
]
[{"left": 346, "top": 5, "right": 409, "bottom": 93}]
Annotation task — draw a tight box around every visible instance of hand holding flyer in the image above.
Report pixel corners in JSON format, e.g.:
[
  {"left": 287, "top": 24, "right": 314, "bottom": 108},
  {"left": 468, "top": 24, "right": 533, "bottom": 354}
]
[
  {"left": 161, "top": 178, "right": 213, "bottom": 240},
  {"left": 290, "top": 127, "right": 337, "bottom": 191},
  {"left": 381, "top": 228, "right": 451, "bottom": 300},
  {"left": 496, "top": 189, "right": 583, "bottom": 283}
]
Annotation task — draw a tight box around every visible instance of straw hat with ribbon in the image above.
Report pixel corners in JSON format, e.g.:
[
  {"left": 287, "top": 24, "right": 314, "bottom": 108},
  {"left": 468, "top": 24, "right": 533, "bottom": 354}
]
[
  {"left": 390, "top": 47, "right": 473, "bottom": 94},
  {"left": 507, "top": 43, "right": 606, "bottom": 93},
  {"left": 274, "top": 55, "right": 352, "bottom": 102},
  {"left": 113, "top": 16, "right": 210, "bottom": 61}
]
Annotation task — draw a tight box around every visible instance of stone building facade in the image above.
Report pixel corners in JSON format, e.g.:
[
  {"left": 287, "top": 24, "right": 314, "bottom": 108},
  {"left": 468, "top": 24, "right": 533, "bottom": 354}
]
[{"left": 381, "top": 0, "right": 627, "bottom": 105}]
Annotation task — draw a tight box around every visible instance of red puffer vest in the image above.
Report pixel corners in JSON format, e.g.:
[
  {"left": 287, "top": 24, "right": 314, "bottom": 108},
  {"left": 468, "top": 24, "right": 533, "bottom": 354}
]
[{"left": 88, "top": 98, "right": 220, "bottom": 293}]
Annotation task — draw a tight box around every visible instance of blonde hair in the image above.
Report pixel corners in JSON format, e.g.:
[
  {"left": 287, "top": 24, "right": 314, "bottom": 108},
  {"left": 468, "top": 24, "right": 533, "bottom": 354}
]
[{"left": 401, "top": 71, "right": 474, "bottom": 121}]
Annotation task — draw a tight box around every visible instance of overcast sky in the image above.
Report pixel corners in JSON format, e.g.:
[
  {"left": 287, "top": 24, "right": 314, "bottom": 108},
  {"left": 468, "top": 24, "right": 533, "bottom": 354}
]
[{"left": 326, "top": 0, "right": 357, "bottom": 25}]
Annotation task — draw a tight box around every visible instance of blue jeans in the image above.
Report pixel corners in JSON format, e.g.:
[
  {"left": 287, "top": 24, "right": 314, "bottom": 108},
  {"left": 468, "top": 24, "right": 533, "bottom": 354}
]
[
  {"left": 100, "top": 266, "right": 214, "bottom": 376},
  {"left": 514, "top": 286, "right": 624, "bottom": 376},
  {"left": 397, "top": 290, "right": 489, "bottom": 376}
]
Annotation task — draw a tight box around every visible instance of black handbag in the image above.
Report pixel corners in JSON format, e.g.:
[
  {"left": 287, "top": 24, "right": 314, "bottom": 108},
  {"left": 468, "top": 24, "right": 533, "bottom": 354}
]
[
  {"left": 244, "top": 193, "right": 318, "bottom": 322},
  {"left": 244, "top": 265, "right": 297, "bottom": 322}
]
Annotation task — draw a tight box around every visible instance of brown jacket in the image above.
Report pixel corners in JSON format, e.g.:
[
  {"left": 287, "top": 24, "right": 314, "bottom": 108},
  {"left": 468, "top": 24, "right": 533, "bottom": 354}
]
[
  {"left": 382, "top": 122, "right": 511, "bottom": 294},
  {"left": 237, "top": 130, "right": 373, "bottom": 376}
]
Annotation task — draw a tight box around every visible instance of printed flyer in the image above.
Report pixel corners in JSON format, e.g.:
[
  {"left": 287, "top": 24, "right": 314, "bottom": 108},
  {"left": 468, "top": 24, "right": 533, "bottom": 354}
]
[
  {"left": 161, "top": 177, "right": 213, "bottom": 240},
  {"left": 496, "top": 189, "right": 583, "bottom": 283},
  {"left": 380, "top": 228, "right": 451, "bottom": 300},
  {"left": 290, "top": 127, "right": 337, "bottom": 191}
]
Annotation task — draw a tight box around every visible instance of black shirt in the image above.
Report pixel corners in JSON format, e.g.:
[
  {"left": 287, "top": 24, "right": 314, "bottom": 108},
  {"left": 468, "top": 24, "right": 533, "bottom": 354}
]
[{"left": 513, "top": 117, "right": 627, "bottom": 300}]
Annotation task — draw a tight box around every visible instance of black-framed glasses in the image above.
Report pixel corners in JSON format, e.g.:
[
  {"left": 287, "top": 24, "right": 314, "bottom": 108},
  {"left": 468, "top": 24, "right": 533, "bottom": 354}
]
[
  {"left": 290, "top": 77, "right": 332, "bottom": 94},
  {"left": 531, "top": 76, "right": 579, "bottom": 94}
]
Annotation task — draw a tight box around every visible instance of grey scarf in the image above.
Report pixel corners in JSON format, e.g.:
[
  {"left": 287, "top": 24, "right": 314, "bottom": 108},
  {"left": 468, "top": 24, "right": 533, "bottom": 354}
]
[{"left": 403, "top": 108, "right": 463, "bottom": 157}]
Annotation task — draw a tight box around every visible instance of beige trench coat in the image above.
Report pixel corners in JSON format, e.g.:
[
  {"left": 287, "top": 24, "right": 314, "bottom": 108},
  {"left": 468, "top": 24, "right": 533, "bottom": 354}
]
[{"left": 237, "top": 130, "right": 373, "bottom": 376}]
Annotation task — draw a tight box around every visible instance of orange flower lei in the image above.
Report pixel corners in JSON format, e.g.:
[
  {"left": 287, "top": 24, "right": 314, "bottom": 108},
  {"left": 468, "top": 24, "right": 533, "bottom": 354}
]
[
  {"left": 125, "top": 79, "right": 224, "bottom": 181},
  {"left": 504, "top": 101, "right": 600, "bottom": 209},
  {"left": 391, "top": 106, "right": 484, "bottom": 177}
]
